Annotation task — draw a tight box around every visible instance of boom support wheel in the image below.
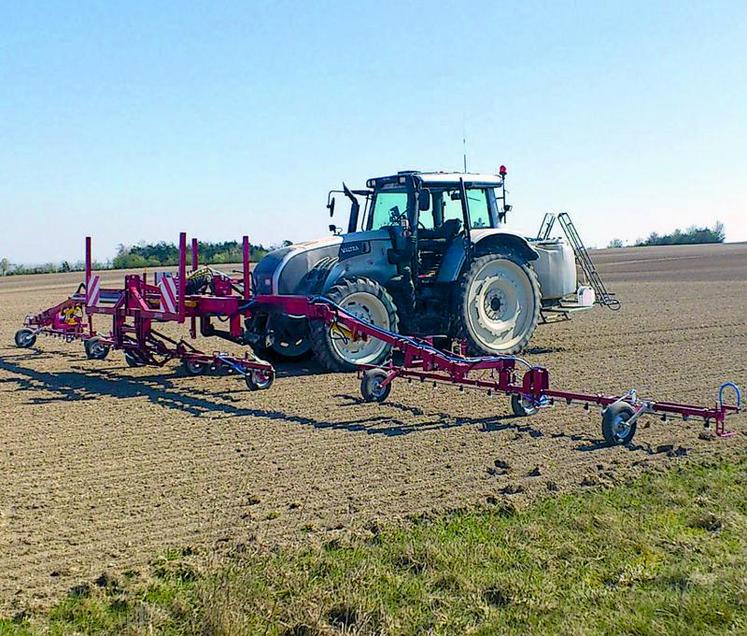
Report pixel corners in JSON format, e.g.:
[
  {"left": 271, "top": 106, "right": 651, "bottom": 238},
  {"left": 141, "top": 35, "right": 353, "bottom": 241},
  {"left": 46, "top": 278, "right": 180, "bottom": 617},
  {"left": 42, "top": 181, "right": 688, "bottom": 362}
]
[
  {"left": 84, "top": 336, "right": 110, "bottom": 360},
  {"left": 14, "top": 328, "right": 37, "bottom": 348},
  {"left": 360, "top": 368, "right": 392, "bottom": 403},
  {"left": 245, "top": 369, "right": 274, "bottom": 391},
  {"left": 511, "top": 394, "right": 538, "bottom": 417},
  {"left": 601, "top": 402, "right": 637, "bottom": 445},
  {"left": 183, "top": 359, "right": 207, "bottom": 376}
]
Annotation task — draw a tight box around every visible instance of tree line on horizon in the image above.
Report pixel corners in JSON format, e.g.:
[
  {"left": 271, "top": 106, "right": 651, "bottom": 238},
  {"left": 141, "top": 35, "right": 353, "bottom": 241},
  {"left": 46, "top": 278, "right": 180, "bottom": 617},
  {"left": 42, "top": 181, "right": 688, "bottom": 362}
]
[
  {"left": 0, "top": 239, "right": 291, "bottom": 276},
  {"left": 607, "top": 221, "right": 725, "bottom": 249}
]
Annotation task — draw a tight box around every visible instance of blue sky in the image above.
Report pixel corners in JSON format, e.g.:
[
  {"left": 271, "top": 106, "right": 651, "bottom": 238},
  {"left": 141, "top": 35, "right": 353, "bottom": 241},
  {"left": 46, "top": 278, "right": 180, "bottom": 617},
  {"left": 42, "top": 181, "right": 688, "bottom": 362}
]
[{"left": 1, "top": 1, "right": 745, "bottom": 263}]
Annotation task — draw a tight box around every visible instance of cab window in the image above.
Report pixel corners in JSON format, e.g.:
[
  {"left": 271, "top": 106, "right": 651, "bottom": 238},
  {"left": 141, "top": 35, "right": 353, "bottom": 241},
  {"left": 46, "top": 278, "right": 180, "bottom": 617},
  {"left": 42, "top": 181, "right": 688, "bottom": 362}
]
[
  {"left": 466, "top": 189, "right": 490, "bottom": 228},
  {"left": 441, "top": 188, "right": 491, "bottom": 228}
]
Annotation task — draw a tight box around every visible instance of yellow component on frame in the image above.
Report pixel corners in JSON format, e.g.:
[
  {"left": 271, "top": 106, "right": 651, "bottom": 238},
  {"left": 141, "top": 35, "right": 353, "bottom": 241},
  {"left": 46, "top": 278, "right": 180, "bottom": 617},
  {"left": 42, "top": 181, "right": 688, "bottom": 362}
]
[
  {"left": 329, "top": 322, "right": 368, "bottom": 343},
  {"left": 61, "top": 304, "right": 83, "bottom": 325}
]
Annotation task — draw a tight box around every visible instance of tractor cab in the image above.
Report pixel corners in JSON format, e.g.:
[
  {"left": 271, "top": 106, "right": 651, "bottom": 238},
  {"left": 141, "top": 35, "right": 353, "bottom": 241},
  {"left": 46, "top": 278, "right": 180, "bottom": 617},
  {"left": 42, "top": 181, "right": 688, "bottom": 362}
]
[{"left": 330, "top": 169, "right": 511, "bottom": 284}]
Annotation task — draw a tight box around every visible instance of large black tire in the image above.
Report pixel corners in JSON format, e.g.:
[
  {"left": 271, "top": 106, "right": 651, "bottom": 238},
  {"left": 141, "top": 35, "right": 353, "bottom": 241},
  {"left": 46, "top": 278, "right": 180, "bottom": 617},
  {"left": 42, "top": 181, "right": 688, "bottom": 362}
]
[
  {"left": 601, "top": 402, "right": 637, "bottom": 446},
  {"left": 256, "top": 257, "right": 339, "bottom": 361},
  {"left": 455, "top": 253, "right": 541, "bottom": 356},
  {"left": 268, "top": 315, "right": 312, "bottom": 359},
  {"left": 310, "top": 277, "right": 399, "bottom": 372}
]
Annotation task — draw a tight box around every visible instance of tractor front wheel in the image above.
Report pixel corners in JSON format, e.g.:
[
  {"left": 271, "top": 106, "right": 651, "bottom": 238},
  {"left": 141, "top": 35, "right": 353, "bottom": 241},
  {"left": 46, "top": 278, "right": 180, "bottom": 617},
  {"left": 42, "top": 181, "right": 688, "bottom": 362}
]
[{"left": 310, "top": 277, "right": 399, "bottom": 372}]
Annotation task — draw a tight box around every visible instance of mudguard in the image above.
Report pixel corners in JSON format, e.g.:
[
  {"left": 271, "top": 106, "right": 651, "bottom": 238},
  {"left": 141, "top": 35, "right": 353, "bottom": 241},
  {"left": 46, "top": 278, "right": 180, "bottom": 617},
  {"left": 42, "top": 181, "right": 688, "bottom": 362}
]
[{"left": 436, "top": 230, "right": 539, "bottom": 283}]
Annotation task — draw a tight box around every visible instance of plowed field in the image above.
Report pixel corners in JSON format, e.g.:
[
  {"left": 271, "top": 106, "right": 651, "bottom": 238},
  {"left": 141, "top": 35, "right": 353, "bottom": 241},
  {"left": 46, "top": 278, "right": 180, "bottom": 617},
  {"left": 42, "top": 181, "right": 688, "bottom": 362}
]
[{"left": 1, "top": 243, "right": 745, "bottom": 610}]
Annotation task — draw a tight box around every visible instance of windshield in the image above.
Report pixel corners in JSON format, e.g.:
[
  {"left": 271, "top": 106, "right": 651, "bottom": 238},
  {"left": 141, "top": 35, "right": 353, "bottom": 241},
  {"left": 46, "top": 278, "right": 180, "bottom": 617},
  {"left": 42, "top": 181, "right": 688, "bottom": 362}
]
[{"left": 369, "top": 188, "right": 409, "bottom": 230}]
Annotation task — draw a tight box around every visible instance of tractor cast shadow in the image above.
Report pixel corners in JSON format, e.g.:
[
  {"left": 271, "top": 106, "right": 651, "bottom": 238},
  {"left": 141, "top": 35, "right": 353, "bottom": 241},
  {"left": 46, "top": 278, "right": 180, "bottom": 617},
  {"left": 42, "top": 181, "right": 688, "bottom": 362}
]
[
  {"left": 0, "top": 354, "right": 450, "bottom": 438},
  {"left": 0, "top": 353, "right": 647, "bottom": 451}
]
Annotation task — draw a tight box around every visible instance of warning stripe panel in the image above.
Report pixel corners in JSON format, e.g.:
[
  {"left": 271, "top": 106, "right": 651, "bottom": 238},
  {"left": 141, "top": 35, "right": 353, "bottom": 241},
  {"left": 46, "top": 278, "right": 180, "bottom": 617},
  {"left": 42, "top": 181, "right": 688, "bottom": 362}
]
[
  {"left": 159, "top": 276, "right": 178, "bottom": 313},
  {"left": 87, "top": 275, "right": 101, "bottom": 307}
]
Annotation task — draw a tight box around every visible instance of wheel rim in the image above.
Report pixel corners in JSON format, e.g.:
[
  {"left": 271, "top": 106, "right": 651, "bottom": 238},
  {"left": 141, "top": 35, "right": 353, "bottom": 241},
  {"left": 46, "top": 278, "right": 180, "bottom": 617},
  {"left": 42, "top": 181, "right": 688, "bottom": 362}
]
[
  {"left": 272, "top": 318, "right": 310, "bottom": 357},
  {"left": 252, "top": 369, "right": 273, "bottom": 389},
  {"left": 93, "top": 343, "right": 106, "bottom": 357},
  {"left": 17, "top": 330, "right": 34, "bottom": 346},
  {"left": 612, "top": 413, "right": 632, "bottom": 441},
  {"left": 466, "top": 260, "right": 535, "bottom": 352},
  {"left": 330, "top": 292, "right": 390, "bottom": 364},
  {"left": 367, "top": 373, "right": 387, "bottom": 399},
  {"left": 518, "top": 396, "right": 538, "bottom": 415},
  {"left": 186, "top": 361, "right": 204, "bottom": 374}
]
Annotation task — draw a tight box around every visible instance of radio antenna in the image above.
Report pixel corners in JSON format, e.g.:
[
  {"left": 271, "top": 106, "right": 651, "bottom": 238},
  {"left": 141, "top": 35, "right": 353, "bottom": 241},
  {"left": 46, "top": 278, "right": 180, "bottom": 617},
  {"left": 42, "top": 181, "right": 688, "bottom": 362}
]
[{"left": 462, "top": 117, "right": 468, "bottom": 172}]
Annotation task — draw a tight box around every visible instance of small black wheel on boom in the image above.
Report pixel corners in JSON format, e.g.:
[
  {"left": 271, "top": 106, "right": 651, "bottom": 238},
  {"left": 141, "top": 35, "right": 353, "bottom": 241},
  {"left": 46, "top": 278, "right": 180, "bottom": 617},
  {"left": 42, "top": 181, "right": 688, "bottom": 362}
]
[
  {"left": 14, "top": 328, "right": 37, "bottom": 348},
  {"left": 510, "top": 394, "right": 538, "bottom": 417},
  {"left": 124, "top": 351, "right": 144, "bottom": 367},
  {"left": 183, "top": 359, "right": 207, "bottom": 376},
  {"left": 601, "top": 402, "right": 637, "bottom": 445},
  {"left": 360, "top": 368, "right": 392, "bottom": 403},
  {"left": 245, "top": 369, "right": 274, "bottom": 391},
  {"left": 84, "top": 336, "right": 110, "bottom": 360}
]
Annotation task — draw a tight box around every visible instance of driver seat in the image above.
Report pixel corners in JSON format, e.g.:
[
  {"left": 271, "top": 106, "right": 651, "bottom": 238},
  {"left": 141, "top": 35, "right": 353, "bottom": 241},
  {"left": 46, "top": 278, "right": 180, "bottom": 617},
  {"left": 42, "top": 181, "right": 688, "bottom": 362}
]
[{"left": 417, "top": 218, "right": 463, "bottom": 281}]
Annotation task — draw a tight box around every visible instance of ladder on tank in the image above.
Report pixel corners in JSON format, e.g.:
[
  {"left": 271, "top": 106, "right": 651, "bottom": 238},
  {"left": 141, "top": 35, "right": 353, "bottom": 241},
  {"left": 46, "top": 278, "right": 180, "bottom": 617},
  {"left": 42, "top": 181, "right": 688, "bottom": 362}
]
[{"left": 537, "top": 212, "right": 621, "bottom": 311}]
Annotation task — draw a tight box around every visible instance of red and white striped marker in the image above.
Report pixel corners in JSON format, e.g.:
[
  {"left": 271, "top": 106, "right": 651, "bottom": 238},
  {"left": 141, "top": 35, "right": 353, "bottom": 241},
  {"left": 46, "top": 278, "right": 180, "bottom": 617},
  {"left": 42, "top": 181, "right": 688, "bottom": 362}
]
[
  {"left": 159, "top": 275, "right": 178, "bottom": 314},
  {"left": 86, "top": 275, "right": 101, "bottom": 307}
]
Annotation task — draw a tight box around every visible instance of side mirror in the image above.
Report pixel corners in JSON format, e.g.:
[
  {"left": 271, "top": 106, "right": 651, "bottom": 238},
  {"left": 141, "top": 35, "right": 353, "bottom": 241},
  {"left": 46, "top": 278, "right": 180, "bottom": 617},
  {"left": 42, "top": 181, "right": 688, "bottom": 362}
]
[
  {"left": 327, "top": 197, "right": 336, "bottom": 217},
  {"left": 418, "top": 189, "right": 431, "bottom": 211}
]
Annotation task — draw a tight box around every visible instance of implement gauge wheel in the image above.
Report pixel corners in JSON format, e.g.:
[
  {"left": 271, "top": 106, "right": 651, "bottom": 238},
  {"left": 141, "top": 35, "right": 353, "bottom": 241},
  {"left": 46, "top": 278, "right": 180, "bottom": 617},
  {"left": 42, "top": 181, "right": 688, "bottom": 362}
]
[
  {"left": 245, "top": 369, "right": 274, "bottom": 391},
  {"left": 124, "top": 351, "right": 144, "bottom": 367},
  {"left": 84, "top": 336, "right": 110, "bottom": 360},
  {"left": 15, "top": 328, "right": 37, "bottom": 348},
  {"left": 511, "top": 394, "right": 538, "bottom": 417},
  {"left": 360, "top": 368, "right": 392, "bottom": 403},
  {"left": 183, "top": 359, "right": 207, "bottom": 376},
  {"left": 602, "top": 402, "right": 637, "bottom": 445}
]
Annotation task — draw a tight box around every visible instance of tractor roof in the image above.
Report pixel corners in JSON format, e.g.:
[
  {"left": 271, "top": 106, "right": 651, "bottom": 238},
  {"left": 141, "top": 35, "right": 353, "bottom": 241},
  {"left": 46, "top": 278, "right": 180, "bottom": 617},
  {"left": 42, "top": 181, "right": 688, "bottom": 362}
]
[{"left": 367, "top": 171, "right": 504, "bottom": 189}]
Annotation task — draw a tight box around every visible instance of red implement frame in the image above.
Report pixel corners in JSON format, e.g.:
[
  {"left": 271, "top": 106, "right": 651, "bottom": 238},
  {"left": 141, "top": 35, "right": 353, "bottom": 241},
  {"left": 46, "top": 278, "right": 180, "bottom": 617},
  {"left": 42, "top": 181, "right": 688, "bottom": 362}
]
[
  {"left": 15, "top": 231, "right": 743, "bottom": 442},
  {"left": 249, "top": 294, "right": 742, "bottom": 439}
]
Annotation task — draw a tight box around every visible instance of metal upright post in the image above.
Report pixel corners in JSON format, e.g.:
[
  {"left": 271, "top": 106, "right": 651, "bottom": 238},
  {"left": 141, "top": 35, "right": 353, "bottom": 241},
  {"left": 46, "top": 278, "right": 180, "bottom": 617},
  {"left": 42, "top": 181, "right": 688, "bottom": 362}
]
[
  {"left": 190, "top": 237, "right": 198, "bottom": 338},
  {"left": 85, "top": 236, "right": 94, "bottom": 334},
  {"left": 178, "top": 232, "right": 187, "bottom": 323},
  {"left": 242, "top": 236, "right": 251, "bottom": 301}
]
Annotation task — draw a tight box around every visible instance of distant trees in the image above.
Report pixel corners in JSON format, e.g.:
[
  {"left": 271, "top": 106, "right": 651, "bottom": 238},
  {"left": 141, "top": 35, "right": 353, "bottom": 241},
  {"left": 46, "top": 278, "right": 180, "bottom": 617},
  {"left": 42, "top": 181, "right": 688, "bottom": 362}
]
[
  {"left": 1, "top": 240, "right": 272, "bottom": 276},
  {"left": 635, "top": 221, "right": 725, "bottom": 247},
  {"left": 607, "top": 238, "right": 625, "bottom": 248},
  {"left": 112, "top": 240, "right": 269, "bottom": 269}
]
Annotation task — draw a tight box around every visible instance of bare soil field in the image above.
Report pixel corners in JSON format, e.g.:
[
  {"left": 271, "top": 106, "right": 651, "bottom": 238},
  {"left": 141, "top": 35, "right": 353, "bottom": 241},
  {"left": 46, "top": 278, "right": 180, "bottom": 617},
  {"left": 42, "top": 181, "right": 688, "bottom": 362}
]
[{"left": 0, "top": 243, "right": 745, "bottom": 612}]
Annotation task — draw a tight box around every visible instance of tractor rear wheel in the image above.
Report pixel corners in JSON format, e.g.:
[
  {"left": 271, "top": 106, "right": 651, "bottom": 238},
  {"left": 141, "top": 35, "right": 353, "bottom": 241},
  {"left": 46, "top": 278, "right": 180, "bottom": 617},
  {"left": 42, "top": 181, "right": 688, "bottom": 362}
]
[
  {"left": 310, "top": 277, "right": 399, "bottom": 372},
  {"left": 456, "top": 253, "right": 541, "bottom": 356}
]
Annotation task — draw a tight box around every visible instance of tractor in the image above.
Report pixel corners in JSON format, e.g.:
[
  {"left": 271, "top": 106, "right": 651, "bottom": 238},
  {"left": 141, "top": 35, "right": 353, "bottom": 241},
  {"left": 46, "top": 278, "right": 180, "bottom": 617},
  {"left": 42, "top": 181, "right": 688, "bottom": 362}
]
[{"left": 247, "top": 167, "right": 599, "bottom": 371}]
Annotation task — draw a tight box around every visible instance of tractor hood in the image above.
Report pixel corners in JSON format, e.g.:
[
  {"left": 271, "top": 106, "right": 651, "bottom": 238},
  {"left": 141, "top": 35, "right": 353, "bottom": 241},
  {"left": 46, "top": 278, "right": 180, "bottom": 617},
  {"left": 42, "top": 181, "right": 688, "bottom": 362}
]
[{"left": 253, "top": 236, "right": 343, "bottom": 295}]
